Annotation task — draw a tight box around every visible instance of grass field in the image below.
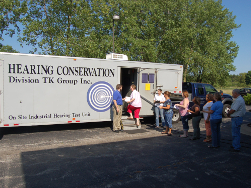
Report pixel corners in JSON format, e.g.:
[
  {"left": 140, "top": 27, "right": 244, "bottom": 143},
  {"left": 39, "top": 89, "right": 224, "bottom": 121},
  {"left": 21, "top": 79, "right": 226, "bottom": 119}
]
[{"left": 215, "top": 87, "right": 242, "bottom": 95}]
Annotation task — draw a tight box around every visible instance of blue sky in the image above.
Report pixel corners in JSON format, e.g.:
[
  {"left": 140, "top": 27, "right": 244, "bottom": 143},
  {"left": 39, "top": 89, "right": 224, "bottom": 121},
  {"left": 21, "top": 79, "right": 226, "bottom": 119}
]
[
  {"left": 221, "top": 0, "right": 251, "bottom": 75},
  {"left": 1, "top": 0, "right": 250, "bottom": 75}
]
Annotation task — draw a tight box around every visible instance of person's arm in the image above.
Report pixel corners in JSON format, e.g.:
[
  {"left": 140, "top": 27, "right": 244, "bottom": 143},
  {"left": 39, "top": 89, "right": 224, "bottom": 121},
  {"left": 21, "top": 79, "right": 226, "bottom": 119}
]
[
  {"left": 204, "top": 109, "right": 214, "bottom": 114},
  {"left": 175, "top": 98, "right": 189, "bottom": 108},
  {"left": 188, "top": 106, "right": 199, "bottom": 114},
  {"left": 127, "top": 92, "right": 135, "bottom": 103},
  {"left": 113, "top": 100, "right": 119, "bottom": 113},
  {"left": 128, "top": 98, "right": 135, "bottom": 103},
  {"left": 160, "top": 105, "right": 170, "bottom": 110},
  {"left": 160, "top": 96, "right": 166, "bottom": 103},
  {"left": 204, "top": 103, "right": 214, "bottom": 114},
  {"left": 227, "top": 109, "right": 235, "bottom": 118}
]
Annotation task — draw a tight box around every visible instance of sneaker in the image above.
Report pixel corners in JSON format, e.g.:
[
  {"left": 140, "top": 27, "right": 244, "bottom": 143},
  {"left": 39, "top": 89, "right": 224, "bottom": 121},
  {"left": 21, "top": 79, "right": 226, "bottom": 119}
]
[
  {"left": 113, "top": 130, "right": 120, "bottom": 133},
  {"left": 203, "top": 139, "right": 211, "bottom": 142}
]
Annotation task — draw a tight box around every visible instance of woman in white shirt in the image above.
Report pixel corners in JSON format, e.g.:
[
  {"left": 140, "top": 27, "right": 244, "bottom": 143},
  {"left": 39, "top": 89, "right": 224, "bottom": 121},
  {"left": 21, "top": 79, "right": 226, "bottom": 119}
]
[{"left": 154, "top": 89, "right": 166, "bottom": 128}]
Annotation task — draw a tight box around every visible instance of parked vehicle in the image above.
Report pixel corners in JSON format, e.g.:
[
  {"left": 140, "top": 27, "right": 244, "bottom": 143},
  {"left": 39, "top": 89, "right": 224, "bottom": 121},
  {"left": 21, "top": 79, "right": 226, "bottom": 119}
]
[
  {"left": 0, "top": 52, "right": 183, "bottom": 132},
  {"left": 239, "top": 88, "right": 251, "bottom": 97},
  {"left": 171, "top": 82, "right": 233, "bottom": 123}
]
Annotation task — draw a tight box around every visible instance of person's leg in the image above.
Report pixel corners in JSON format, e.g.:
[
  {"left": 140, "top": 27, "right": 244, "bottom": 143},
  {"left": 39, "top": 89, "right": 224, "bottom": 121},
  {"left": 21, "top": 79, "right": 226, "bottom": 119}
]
[
  {"left": 204, "top": 120, "right": 212, "bottom": 142},
  {"left": 155, "top": 107, "right": 160, "bottom": 127},
  {"left": 208, "top": 121, "right": 212, "bottom": 139},
  {"left": 180, "top": 116, "right": 188, "bottom": 137},
  {"left": 192, "top": 117, "right": 197, "bottom": 139},
  {"left": 232, "top": 117, "right": 243, "bottom": 150},
  {"left": 113, "top": 105, "right": 119, "bottom": 131},
  {"left": 210, "top": 119, "right": 217, "bottom": 147},
  {"left": 167, "top": 112, "right": 173, "bottom": 134},
  {"left": 118, "top": 105, "right": 122, "bottom": 130},
  {"left": 162, "top": 112, "right": 169, "bottom": 134},
  {"left": 184, "top": 115, "right": 189, "bottom": 134},
  {"left": 134, "top": 107, "right": 141, "bottom": 126},
  {"left": 216, "top": 119, "right": 222, "bottom": 147},
  {"left": 196, "top": 116, "right": 201, "bottom": 139},
  {"left": 159, "top": 108, "right": 165, "bottom": 127},
  {"left": 192, "top": 116, "right": 201, "bottom": 139},
  {"left": 127, "top": 105, "right": 133, "bottom": 118}
]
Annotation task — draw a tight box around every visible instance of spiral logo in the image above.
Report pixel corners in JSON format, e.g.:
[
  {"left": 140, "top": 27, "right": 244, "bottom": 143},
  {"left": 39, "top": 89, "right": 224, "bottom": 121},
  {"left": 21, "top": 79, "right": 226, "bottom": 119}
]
[{"left": 87, "top": 81, "right": 114, "bottom": 112}]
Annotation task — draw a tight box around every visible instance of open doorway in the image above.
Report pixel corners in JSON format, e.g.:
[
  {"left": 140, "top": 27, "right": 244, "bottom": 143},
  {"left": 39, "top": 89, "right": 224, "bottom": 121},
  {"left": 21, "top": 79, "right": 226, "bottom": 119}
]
[{"left": 120, "top": 68, "right": 138, "bottom": 114}]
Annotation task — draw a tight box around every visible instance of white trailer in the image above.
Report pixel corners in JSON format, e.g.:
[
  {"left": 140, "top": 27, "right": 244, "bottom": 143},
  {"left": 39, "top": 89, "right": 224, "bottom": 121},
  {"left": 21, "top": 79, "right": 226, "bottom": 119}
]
[{"left": 0, "top": 52, "right": 183, "bottom": 128}]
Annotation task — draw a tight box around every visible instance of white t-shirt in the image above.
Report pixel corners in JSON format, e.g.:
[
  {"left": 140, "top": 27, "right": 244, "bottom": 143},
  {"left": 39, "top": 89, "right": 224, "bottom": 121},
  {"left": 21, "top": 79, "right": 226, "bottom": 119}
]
[
  {"left": 130, "top": 90, "right": 142, "bottom": 107},
  {"left": 154, "top": 94, "right": 165, "bottom": 107},
  {"left": 203, "top": 101, "right": 213, "bottom": 120}
]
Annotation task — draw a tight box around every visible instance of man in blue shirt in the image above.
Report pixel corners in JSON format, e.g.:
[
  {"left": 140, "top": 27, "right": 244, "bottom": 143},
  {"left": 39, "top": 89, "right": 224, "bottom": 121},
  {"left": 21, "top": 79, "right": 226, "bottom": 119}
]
[
  {"left": 113, "top": 84, "right": 124, "bottom": 132},
  {"left": 227, "top": 89, "right": 246, "bottom": 152}
]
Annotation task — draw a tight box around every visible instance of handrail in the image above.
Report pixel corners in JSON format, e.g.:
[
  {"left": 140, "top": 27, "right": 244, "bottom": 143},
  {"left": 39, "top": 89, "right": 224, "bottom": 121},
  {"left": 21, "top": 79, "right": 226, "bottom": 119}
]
[{"left": 140, "top": 95, "right": 154, "bottom": 106}]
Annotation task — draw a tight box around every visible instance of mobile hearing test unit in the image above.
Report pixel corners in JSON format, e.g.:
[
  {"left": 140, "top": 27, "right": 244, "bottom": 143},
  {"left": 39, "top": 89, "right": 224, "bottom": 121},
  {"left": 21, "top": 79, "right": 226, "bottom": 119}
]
[{"left": 0, "top": 52, "right": 183, "bottom": 128}]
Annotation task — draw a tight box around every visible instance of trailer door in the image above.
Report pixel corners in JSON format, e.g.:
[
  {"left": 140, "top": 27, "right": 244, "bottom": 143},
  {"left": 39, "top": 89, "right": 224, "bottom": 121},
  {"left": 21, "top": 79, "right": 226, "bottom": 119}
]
[
  {"left": 157, "top": 69, "right": 182, "bottom": 94},
  {"left": 138, "top": 68, "right": 156, "bottom": 116}
]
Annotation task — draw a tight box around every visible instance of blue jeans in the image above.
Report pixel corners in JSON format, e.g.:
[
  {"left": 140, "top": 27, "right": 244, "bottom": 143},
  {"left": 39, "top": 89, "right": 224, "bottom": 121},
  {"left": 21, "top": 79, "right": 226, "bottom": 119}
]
[
  {"left": 210, "top": 119, "right": 222, "bottom": 147},
  {"left": 181, "top": 115, "right": 189, "bottom": 131},
  {"left": 164, "top": 112, "right": 173, "bottom": 128},
  {"left": 155, "top": 106, "right": 165, "bottom": 127},
  {"left": 231, "top": 117, "right": 243, "bottom": 150}
]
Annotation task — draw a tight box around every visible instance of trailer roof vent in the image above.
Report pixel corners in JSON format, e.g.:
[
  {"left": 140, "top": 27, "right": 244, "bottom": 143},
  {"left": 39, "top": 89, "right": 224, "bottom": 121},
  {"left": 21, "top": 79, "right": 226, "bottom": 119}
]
[{"left": 106, "top": 53, "right": 128, "bottom": 61}]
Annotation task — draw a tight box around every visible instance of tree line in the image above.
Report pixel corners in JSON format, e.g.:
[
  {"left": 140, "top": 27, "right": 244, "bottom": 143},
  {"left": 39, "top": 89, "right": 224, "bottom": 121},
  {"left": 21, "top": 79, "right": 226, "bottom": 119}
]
[
  {"left": 228, "top": 72, "right": 251, "bottom": 88},
  {"left": 0, "top": 0, "right": 243, "bottom": 86}
]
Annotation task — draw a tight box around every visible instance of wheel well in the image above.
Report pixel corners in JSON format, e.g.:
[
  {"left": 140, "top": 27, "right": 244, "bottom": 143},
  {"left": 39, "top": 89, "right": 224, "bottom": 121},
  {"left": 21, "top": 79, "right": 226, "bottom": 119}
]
[{"left": 223, "top": 101, "right": 232, "bottom": 106}]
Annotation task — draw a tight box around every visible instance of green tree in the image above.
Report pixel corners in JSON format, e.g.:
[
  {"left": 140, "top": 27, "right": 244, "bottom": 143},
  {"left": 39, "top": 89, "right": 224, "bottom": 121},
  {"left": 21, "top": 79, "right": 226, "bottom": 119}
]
[
  {"left": 16, "top": 0, "right": 239, "bottom": 87},
  {"left": 0, "top": 44, "right": 19, "bottom": 53},
  {"left": 238, "top": 73, "right": 246, "bottom": 86},
  {"left": 245, "top": 71, "right": 251, "bottom": 85},
  {"left": 18, "top": 0, "right": 94, "bottom": 55},
  {"left": 0, "top": 0, "right": 27, "bottom": 40},
  {"left": 157, "top": 0, "right": 239, "bottom": 85}
]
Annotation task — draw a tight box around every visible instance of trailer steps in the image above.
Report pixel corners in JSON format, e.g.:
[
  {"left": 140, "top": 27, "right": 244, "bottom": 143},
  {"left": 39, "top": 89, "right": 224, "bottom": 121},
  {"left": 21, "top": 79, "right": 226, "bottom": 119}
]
[{"left": 121, "top": 116, "right": 141, "bottom": 130}]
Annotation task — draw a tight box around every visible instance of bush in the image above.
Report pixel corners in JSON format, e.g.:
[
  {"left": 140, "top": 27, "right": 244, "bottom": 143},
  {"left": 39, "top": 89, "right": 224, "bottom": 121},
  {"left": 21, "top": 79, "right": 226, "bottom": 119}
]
[{"left": 243, "top": 93, "right": 251, "bottom": 105}]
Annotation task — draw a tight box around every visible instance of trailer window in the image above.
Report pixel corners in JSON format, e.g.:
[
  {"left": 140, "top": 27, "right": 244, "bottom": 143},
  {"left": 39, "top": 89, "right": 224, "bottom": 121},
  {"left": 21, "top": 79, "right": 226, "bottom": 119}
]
[
  {"left": 142, "top": 73, "right": 148, "bottom": 83},
  {"left": 149, "top": 74, "right": 154, "bottom": 83},
  {"left": 142, "top": 73, "right": 155, "bottom": 83}
]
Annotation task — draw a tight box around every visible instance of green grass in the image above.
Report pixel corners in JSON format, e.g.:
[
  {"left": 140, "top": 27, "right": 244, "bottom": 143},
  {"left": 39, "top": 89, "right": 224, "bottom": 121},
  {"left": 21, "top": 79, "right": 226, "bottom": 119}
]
[{"left": 215, "top": 87, "right": 242, "bottom": 95}]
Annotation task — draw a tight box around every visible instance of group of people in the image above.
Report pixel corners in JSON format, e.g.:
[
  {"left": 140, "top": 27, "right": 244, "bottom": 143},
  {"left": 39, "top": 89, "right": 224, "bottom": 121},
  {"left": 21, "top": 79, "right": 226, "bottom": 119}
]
[
  {"left": 174, "top": 89, "right": 246, "bottom": 152},
  {"left": 112, "top": 84, "right": 246, "bottom": 152},
  {"left": 175, "top": 91, "right": 224, "bottom": 147}
]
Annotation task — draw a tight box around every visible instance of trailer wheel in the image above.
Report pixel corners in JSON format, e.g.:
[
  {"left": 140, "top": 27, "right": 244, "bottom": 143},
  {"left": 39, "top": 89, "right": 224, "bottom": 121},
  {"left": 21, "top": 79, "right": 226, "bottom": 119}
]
[
  {"left": 223, "top": 104, "right": 231, "bottom": 118},
  {"left": 172, "top": 109, "right": 181, "bottom": 123}
]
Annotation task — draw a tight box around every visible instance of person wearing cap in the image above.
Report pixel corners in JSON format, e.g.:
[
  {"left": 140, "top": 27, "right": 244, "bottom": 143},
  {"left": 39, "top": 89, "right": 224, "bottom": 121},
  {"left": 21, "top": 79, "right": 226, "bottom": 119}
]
[{"left": 227, "top": 89, "right": 246, "bottom": 152}]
